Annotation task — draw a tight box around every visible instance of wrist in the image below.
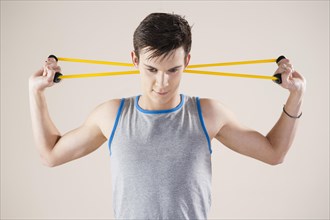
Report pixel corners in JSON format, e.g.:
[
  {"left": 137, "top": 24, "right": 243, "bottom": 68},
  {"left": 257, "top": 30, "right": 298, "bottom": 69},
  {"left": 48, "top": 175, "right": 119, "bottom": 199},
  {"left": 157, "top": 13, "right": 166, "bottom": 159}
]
[
  {"left": 29, "top": 83, "right": 45, "bottom": 95},
  {"left": 288, "top": 88, "right": 304, "bottom": 103},
  {"left": 283, "top": 105, "right": 302, "bottom": 119},
  {"left": 29, "top": 78, "right": 46, "bottom": 94},
  {"left": 289, "top": 81, "right": 306, "bottom": 97},
  {"left": 284, "top": 91, "right": 304, "bottom": 119}
]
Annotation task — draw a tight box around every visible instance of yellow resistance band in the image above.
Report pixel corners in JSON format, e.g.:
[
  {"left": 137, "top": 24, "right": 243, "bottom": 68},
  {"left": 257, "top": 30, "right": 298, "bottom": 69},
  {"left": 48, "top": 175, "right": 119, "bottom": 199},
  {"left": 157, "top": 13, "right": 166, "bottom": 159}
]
[
  {"left": 58, "top": 70, "right": 277, "bottom": 81},
  {"left": 58, "top": 57, "right": 134, "bottom": 67},
  {"left": 59, "top": 70, "right": 139, "bottom": 79},
  {"left": 53, "top": 56, "right": 280, "bottom": 82},
  {"left": 58, "top": 57, "right": 276, "bottom": 68},
  {"left": 184, "top": 69, "right": 277, "bottom": 81},
  {"left": 186, "top": 59, "right": 276, "bottom": 68}
]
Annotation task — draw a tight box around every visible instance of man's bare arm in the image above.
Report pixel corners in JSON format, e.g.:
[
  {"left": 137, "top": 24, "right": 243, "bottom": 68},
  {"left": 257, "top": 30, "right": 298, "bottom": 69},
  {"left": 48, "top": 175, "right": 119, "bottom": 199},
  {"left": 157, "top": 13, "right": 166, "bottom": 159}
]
[
  {"left": 29, "top": 57, "right": 118, "bottom": 167},
  {"left": 202, "top": 58, "right": 306, "bottom": 165}
]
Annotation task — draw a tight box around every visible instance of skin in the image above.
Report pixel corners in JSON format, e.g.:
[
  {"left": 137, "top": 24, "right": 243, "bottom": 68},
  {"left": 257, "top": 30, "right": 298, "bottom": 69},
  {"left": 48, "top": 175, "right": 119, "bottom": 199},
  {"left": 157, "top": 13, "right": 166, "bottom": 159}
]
[
  {"left": 131, "top": 47, "right": 190, "bottom": 110},
  {"left": 29, "top": 47, "right": 306, "bottom": 167}
]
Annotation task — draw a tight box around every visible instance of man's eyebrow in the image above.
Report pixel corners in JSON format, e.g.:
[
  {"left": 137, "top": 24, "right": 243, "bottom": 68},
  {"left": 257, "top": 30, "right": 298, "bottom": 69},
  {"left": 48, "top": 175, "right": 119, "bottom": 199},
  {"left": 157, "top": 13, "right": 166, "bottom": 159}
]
[
  {"left": 143, "top": 64, "right": 156, "bottom": 69},
  {"left": 168, "top": 65, "right": 183, "bottom": 70},
  {"left": 143, "top": 63, "right": 183, "bottom": 70}
]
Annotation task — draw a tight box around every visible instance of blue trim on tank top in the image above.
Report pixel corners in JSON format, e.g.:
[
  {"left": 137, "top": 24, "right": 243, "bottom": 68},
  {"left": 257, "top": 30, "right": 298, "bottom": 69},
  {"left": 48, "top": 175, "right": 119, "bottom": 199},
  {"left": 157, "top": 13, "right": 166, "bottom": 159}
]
[
  {"left": 135, "top": 94, "right": 185, "bottom": 114},
  {"left": 196, "top": 97, "right": 212, "bottom": 154},
  {"left": 108, "top": 98, "right": 125, "bottom": 156}
]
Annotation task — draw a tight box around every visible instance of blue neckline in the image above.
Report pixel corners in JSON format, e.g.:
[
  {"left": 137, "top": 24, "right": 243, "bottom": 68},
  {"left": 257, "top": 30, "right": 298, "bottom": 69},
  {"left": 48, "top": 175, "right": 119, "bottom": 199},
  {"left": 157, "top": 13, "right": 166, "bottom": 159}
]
[{"left": 135, "top": 94, "right": 185, "bottom": 114}]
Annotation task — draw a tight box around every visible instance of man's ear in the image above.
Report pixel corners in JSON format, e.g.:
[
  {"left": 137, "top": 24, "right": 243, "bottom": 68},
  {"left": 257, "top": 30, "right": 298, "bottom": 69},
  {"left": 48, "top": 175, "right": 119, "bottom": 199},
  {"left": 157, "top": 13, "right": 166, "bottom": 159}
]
[
  {"left": 185, "top": 54, "right": 191, "bottom": 68},
  {"left": 131, "top": 51, "right": 139, "bottom": 67}
]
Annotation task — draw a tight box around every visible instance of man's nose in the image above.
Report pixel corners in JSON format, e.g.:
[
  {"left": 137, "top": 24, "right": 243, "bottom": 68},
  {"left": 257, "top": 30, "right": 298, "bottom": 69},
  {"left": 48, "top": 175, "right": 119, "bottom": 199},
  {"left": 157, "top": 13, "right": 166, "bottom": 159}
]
[{"left": 155, "top": 72, "right": 169, "bottom": 87}]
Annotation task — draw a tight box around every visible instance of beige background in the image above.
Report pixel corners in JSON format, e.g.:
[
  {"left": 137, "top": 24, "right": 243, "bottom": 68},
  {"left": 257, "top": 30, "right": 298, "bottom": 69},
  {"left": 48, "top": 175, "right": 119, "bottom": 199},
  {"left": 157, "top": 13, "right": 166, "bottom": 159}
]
[{"left": 1, "top": 1, "right": 329, "bottom": 219}]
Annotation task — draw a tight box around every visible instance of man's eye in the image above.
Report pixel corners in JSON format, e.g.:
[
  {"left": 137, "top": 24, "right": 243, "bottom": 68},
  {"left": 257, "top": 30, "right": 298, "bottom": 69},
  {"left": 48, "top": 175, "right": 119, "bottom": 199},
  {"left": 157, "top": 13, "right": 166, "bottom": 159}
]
[
  {"left": 148, "top": 68, "right": 157, "bottom": 73},
  {"left": 168, "top": 68, "right": 178, "bottom": 73}
]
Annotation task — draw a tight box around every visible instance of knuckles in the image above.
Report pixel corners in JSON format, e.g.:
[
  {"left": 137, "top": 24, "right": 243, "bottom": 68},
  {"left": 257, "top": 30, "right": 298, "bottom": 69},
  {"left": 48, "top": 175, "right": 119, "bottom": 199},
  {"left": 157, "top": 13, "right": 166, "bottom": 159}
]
[
  {"left": 278, "top": 58, "right": 290, "bottom": 65},
  {"left": 47, "top": 57, "right": 57, "bottom": 63}
]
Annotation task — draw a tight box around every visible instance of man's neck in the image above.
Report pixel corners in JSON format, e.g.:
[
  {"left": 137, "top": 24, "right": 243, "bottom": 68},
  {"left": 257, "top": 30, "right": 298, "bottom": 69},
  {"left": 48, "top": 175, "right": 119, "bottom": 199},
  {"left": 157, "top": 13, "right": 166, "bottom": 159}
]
[{"left": 138, "top": 93, "right": 181, "bottom": 111}]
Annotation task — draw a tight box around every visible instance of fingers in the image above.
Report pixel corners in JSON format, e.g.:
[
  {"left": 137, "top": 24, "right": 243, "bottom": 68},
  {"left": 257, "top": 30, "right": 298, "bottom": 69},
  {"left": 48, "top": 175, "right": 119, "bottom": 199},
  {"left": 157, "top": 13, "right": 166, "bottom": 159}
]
[
  {"left": 276, "top": 58, "right": 293, "bottom": 74},
  {"left": 274, "top": 58, "right": 294, "bottom": 83},
  {"left": 53, "top": 65, "right": 62, "bottom": 73},
  {"left": 45, "top": 56, "right": 58, "bottom": 69},
  {"left": 44, "top": 66, "right": 56, "bottom": 84},
  {"left": 34, "top": 56, "right": 56, "bottom": 77},
  {"left": 43, "top": 56, "right": 61, "bottom": 80},
  {"left": 291, "top": 69, "right": 306, "bottom": 83},
  {"left": 277, "top": 57, "right": 290, "bottom": 66},
  {"left": 47, "top": 56, "right": 58, "bottom": 63},
  {"left": 30, "top": 56, "right": 62, "bottom": 91},
  {"left": 274, "top": 57, "right": 306, "bottom": 93}
]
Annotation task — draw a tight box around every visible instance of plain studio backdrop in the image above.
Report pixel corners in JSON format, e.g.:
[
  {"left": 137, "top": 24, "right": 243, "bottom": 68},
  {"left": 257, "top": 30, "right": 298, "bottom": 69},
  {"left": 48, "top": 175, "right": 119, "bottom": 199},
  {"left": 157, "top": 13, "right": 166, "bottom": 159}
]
[{"left": 1, "top": 1, "right": 329, "bottom": 219}]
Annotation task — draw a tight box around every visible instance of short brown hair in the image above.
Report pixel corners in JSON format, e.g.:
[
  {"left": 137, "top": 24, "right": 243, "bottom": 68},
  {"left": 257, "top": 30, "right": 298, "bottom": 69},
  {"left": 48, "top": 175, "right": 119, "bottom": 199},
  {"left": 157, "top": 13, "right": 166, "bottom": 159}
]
[{"left": 133, "top": 13, "right": 192, "bottom": 61}]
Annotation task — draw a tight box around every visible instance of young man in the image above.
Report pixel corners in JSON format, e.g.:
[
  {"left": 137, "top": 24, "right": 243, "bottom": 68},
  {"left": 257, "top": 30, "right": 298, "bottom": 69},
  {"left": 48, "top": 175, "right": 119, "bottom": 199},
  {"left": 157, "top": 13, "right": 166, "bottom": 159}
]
[{"left": 29, "top": 13, "right": 306, "bottom": 219}]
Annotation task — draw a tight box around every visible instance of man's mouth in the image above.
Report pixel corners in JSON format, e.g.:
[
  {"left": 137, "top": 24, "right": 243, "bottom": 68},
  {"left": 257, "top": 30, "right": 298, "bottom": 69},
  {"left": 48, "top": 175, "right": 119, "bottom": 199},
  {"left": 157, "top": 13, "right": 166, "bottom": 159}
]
[{"left": 153, "top": 90, "right": 169, "bottom": 96}]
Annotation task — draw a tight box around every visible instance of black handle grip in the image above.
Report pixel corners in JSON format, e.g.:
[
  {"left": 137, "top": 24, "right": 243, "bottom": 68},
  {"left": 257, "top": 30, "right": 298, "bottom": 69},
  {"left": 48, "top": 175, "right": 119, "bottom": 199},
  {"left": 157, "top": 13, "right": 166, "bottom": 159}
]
[
  {"left": 48, "top": 54, "right": 58, "bottom": 62},
  {"left": 48, "top": 55, "right": 63, "bottom": 83},
  {"left": 276, "top": 55, "right": 286, "bottom": 64},
  {"left": 53, "top": 72, "right": 63, "bottom": 83},
  {"left": 272, "top": 55, "right": 286, "bottom": 84},
  {"left": 273, "top": 73, "right": 282, "bottom": 84}
]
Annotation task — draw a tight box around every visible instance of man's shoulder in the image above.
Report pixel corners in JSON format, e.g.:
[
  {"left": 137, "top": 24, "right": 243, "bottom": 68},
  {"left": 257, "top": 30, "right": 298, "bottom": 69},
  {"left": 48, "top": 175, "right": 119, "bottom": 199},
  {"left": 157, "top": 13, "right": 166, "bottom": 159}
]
[
  {"left": 197, "top": 97, "right": 232, "bottom": 121},
  {"left": 185, "top": 97, "right": 228, "bottom": 139},
  {"left": 91, "top": 99, "right": 123, "bottom": 119},
  {"left": 99, "top": 98, "right": 122, "bottom": 109},
  {"left": 198, "top": 97, "right": 225, "bottom": 111},
  {"left": 182, "top": 95, "right": 226, "bottom": 114}
]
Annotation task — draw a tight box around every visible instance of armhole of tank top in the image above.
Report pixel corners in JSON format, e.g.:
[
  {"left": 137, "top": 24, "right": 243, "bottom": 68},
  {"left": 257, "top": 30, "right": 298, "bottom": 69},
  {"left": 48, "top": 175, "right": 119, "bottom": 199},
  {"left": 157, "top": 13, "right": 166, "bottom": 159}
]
[
  {"left": 108, "top": 98, "right": 125, "bottom": 156},
  {"left": 196, "top": 97, "right": 212, "bottom": 154}
]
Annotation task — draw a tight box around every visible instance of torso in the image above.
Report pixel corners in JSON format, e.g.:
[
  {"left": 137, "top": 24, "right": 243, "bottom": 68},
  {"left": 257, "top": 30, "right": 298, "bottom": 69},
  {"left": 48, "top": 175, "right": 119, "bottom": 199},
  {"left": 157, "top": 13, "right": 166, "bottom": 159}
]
[
  {"left": 108, "top": 95, "right": 212, "bottom": 219},
  {"left": 96, "top": 97, "right": 225, "bottom": 143}
]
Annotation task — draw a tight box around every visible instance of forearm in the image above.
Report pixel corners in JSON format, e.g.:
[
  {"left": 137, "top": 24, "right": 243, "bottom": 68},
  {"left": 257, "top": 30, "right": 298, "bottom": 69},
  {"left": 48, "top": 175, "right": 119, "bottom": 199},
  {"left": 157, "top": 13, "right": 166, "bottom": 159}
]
[
  {"left": 29, "top": 86, "right": 61, "bottom": 157},
  {"left": 266, "top": 91, "right": 304, "bottom": 161}
]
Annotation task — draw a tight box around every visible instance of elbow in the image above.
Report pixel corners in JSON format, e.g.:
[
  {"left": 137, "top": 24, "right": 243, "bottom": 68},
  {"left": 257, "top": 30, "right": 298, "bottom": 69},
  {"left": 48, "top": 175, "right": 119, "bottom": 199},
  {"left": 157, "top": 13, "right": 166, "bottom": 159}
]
[
  {"left": 264, "top": 140, "right": 288, "bottom": 166},
  {"left": 42, "top": 160, "right": 57, "bottom": 168},
  {"left": 268, "top": 158, "right": 284, "bottom": 166},
  {"left": 267, "top": 155, "right": 285, "bottom": 166},
  {"left": 40, "top": 154, "right": 58, "bottom": 168}
]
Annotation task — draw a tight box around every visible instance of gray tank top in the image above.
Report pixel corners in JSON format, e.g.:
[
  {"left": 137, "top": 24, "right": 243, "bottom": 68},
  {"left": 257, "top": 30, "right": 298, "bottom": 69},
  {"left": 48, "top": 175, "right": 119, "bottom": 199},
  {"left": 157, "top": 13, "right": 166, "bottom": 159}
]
[{"left": 108, "top": 94, "right": 212, "bottom": 219}]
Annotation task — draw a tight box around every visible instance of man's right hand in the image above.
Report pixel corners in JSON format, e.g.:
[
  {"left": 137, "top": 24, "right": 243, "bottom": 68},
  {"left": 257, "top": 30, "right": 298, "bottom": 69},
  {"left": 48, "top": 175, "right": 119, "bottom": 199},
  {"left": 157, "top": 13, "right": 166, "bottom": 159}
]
[{"left": 29, "top": 56, "right": 61, "bottom": 92}]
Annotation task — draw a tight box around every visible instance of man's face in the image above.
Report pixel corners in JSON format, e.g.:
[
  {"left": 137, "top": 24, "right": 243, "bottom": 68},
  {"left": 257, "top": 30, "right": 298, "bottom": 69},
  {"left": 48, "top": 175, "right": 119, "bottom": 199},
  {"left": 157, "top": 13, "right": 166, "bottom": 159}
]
[{"left": 131, "top": 47, "right": 190, "bottom": 105}]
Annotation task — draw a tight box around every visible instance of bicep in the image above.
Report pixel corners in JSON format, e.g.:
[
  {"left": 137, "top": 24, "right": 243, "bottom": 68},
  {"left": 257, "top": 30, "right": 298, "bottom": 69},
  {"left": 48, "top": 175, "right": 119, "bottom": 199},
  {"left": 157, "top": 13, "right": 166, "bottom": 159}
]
[
  {"left": 50, "top": 122, "right": 106, "bottom": 166},
  {"left": 200, "top": 98, "right": 277, "bottom": 164},
  {"left": 215, "top": 112, "right": 276, "bottom": 164},
  {"left": 42, "top": 99, "right": 120, "bottom": 167}
]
